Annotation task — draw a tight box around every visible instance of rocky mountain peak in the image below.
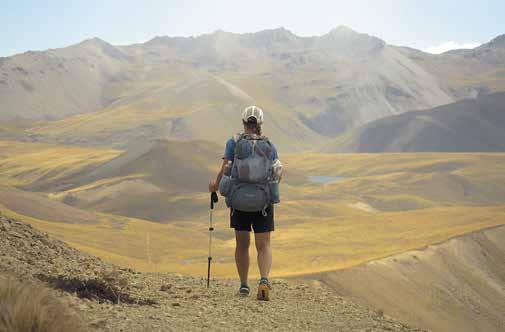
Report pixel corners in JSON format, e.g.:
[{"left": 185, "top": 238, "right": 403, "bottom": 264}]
[
  {"left": 324, "top": 25, "right": 384, "bottom": 41},
  {"left": 486, "top": 34, "right": 505, "bottom": 48},
  {"left": 319, "top": 25, "right": 386, "bottom": 54},
  {"left": 327, "top": 25, "right": 359, "bottom": 36},
  {"left": 211, "top": 29, "right": 235, "bottom": 36},
  {"left": 250, "top": 27, "right": 298, "bottom": 43},
  {"left": 78, "top": 37, "right": 111, "bottom": 48},
  {"left": 76, "top": 37, "right": 131, "bottom": 61}
]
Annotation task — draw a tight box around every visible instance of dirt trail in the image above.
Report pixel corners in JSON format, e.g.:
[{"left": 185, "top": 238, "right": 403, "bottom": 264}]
[{"left": 0, "top": 212, "right": 422, "bottom": 331}]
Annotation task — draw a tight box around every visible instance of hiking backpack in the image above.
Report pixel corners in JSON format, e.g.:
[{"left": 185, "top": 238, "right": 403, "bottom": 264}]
[{"left": 221, "top": 134, "right": 275, "bottom": 215}]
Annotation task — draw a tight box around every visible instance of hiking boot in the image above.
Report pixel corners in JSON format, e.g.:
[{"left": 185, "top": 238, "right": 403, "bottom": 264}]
[
  {"left": 238, "top": 284, "right": 250, "bottom": 297},
  {"left": 257, "top": 278, "right": 271, "bottom": 301}
]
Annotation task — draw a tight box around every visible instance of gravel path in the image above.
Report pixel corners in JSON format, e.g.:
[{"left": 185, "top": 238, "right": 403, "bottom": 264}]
[{"left": 73, "top": 274, "right": 423, "bottom": 331}]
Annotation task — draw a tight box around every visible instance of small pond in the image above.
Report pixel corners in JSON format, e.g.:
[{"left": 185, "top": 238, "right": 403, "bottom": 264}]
[{"left": 308, "top": 175, "right": 344, "bottom": 184}]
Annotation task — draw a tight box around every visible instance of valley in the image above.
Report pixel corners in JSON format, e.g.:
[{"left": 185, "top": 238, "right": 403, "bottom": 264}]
[{"left": 1, "top": 139, "right": 504, "bottom": 279}]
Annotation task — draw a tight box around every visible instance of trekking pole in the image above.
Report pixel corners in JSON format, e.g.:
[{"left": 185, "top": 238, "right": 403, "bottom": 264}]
[{"left": 207, "top": 192, "right": 218, "bottom": 288}]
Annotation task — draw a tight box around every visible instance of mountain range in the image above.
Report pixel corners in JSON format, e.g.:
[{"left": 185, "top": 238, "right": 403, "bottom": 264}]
[{"left": 1, "top": 27, "right": 505, "bottom": 151}]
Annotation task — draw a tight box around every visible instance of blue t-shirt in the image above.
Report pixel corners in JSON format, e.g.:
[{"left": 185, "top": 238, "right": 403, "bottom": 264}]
[{"left": 223, "top": 137, "right": 278, "bottom": 161}]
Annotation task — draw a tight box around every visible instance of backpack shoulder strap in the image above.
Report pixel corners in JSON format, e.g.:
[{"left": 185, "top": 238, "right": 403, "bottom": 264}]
[
  {"left": 233, "top": 133, "right": 243, "bottom": 143},
  {"left": 233, "top": 133, "right": 244, "bottom": 161},
  {"left": 257, "top": 135, "right": 272, "bottom": 148}
]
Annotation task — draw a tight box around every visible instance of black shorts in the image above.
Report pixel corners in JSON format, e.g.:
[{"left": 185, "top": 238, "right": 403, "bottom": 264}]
[{"left": 230, "top": 205, "right": 274, "bottom": 233}]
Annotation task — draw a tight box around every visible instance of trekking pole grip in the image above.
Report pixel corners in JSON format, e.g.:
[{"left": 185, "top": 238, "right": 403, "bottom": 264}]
[{"left": 211, "top": 191, "right": 218, "bottom": 209}]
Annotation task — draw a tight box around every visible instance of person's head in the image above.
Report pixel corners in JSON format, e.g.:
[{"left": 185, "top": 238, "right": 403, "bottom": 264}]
[{"left": 242, "top": 105, "right": 264, "bottom": 135}]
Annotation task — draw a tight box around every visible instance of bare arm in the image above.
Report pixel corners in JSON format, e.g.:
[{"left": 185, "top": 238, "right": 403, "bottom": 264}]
[{"left": 209, "top": 158, "right": 229, "bottom": 192}]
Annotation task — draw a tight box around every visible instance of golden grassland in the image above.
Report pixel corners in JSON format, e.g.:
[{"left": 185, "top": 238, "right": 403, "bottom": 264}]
[
  {"left": 449, "top": 68, "right": 505, "bottom": 93},
  {"left": 0, "top": 140, "right": 120, "bottom": 187},
  {"left": 2, "top": 201, "right": 504, "bottom": 279},
  {"left": 1, "top": 140, "right": 505, "bottom": 278}
]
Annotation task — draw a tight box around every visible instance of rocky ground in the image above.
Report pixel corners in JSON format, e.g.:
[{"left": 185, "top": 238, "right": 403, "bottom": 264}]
[{"left": 0, "top": 213, "right": 423, "bottom": 331}]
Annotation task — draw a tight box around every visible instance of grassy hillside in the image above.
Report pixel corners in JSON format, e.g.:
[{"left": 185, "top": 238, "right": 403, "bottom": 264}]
[
  {"left": 24, "top": 63, "right": 327, "bottom": 151},
  {"left": 0, "top": 139, "right": 223, "bottom": 222},
  {"left": 0, "top": 140, "right": 120, "bottom": 188},
  {"left": 282, "top": 152, "right": 505, "bottom": 209},
  {"left": 312, "top": 225, "right": 505, "bottom": 332},
  {"left": 0, "top": 187, "right": 99, "bottom": 224},
  {"left": 327, "top": 92, "right": 505, "bottom": 152}
]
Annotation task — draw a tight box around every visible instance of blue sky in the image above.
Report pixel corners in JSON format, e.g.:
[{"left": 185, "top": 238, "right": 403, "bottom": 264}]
[{"left": 1, "top": 0, "right": 504, "bottom": 57}]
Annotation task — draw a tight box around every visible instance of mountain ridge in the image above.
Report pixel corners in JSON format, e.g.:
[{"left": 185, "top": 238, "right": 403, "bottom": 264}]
[
  {"left": 330, "top": 92, "right": 505, "bottom": 152},
  {"left": 309, "top": 224, "right": 505, "bottom": 332}
]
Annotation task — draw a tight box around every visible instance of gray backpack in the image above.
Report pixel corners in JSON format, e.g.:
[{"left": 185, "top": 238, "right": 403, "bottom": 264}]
[{"left": 224, "top": 134, "right": 274, "bottom": 215}]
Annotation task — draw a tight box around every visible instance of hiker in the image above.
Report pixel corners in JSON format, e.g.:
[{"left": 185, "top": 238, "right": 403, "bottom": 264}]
[{"left": 209, "top": 105, "right": 282, "bottom": 301}]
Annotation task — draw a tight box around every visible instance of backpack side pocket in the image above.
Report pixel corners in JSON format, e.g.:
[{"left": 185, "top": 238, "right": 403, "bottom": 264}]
[{"left": 219, "top": 175, "right": 235, "bottom": 198}]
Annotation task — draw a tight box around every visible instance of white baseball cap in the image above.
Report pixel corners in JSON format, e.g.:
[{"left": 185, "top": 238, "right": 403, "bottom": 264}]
[{"left": 242, "top": 105, "right": 264, "bottom": 125}]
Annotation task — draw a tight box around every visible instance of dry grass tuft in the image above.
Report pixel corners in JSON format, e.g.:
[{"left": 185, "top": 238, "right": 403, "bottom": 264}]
[{"left": 0, "top": 277, "right": 83, "bottom": 332}]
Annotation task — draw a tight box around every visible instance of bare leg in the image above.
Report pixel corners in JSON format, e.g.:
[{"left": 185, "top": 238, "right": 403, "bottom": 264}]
[
  {"left": 255, "top": 232, "right": 272, "bottom": 279},
  {"left": 235, "top": 231, "right": 250, "bottom": 285}
]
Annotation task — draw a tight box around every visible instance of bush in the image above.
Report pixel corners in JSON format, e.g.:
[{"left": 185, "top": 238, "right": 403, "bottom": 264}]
[{"left": 0, "top": 277, "right": 83, "bottom": 332}]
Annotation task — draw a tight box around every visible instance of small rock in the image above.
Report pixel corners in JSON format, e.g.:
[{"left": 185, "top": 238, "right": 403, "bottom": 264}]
[
  {"left": 160, "top": 284, "right": 172, "bottom": 292},
  {"left": 9, "top": 232, "right": 24, "bottom": 239},
  {"left": 172, "top": 302, "right": 180, "bottom": 307},
  {"left": 90, "top": 320, "right": 107, "bottom": 329}
]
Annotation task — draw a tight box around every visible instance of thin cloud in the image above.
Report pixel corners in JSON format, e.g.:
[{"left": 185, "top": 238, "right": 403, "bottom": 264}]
[{"left": 423, "top": 41, "right": 481, "bottom": 54}]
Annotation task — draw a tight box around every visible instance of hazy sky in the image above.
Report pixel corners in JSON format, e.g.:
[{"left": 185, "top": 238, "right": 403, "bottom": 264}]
[{"left": 2, "top": 0, "right": 504, "bottom": 57}]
